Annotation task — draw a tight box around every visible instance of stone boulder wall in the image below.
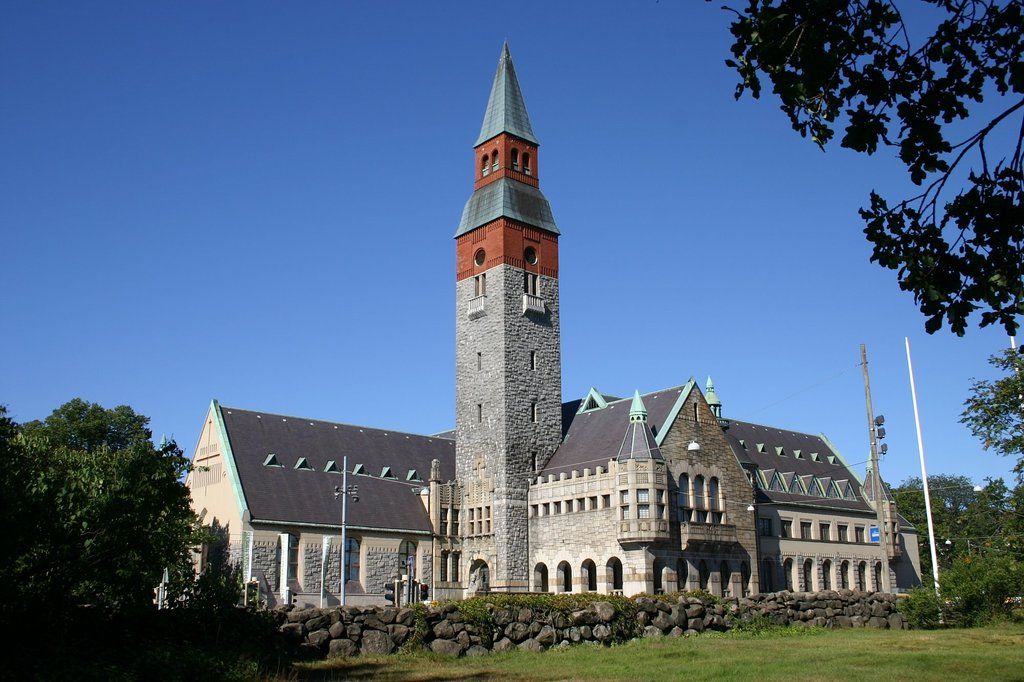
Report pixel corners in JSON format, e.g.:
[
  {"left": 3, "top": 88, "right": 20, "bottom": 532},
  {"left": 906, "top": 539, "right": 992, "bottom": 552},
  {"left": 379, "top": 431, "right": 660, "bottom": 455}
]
[{"left": 275, "top": 590, "right": 908, "bottom": 659}]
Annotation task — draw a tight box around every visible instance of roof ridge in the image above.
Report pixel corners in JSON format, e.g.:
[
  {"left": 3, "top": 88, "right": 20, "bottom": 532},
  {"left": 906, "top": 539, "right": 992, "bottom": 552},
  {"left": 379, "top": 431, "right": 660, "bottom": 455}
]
[
  {"left": 219, "top": 406, "right": 451, "bottom": 442},
  {"left": 727, "top": 418, "right": 827, "bottom": 440},
  {"left": 597, "top": 383, "right": 689, "bottom": 407}
]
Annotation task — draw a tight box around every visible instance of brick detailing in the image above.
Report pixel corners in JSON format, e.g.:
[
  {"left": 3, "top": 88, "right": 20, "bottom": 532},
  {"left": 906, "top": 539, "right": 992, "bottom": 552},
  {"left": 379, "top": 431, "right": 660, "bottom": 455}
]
[
  {"left": 456, "top": 219, "right": 558, "bottom": 281},
  {"left": 474, "top": 133, "right": 539, "bottom": 190}
]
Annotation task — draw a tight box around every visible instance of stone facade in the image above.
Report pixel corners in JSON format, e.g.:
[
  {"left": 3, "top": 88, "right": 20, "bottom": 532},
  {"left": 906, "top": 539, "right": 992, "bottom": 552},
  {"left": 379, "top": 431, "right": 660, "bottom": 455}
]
[{"left": 456, "top": 262, "right": 562, "bottom": 591}]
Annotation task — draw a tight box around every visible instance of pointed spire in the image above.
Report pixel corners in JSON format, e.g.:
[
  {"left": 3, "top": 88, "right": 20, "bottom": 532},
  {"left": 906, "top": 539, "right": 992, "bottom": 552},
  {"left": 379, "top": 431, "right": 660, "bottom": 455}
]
[
  {"left": 475, "top": 42, "right": 539, "bottom": 146},
  {"left": 629, "top": 390, "right": 648, "bottom": 422},
  {"left": 704, "top": 376, "right": 721, "bottom": 406}
]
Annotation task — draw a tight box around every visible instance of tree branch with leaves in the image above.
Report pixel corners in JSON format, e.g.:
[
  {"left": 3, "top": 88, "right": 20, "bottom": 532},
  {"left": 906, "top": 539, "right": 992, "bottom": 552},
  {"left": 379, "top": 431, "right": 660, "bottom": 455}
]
[{"left": 720, "top": 0, "right": 1023, "bottom": 335}]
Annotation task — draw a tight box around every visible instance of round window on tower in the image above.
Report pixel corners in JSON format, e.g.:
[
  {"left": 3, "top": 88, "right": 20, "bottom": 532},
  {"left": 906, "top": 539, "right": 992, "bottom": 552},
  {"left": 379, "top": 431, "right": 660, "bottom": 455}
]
[
  {"left": 524, "top": 247, "right": 538, "bottom": 265},
  {"left": 475, "top": 249, "right": 486, "bottom": 266}
]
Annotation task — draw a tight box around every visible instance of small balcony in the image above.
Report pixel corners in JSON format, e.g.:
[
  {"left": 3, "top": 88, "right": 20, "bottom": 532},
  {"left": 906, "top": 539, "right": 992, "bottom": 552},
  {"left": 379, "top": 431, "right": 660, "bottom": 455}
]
[
  {"left": 680, "top": 522, "right": 738, "bottom": 549},
  {"left": 522, "top": 293, "right": 545, "bottom": 315},
  {"left": 467, "top": 295, "right": 487, "bottom": 320},
  {"left": 617, "top": 518, "right": 671, "bottom": 545}
]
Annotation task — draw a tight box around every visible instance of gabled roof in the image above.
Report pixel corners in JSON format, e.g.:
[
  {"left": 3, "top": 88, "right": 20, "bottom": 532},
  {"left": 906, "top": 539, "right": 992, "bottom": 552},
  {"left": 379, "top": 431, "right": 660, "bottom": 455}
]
[
  {"left": 455, "top": 177, "right": 559, "bottom": 238},
  {"left": 475, "top": 42, "right": 538, "bottom": 147},
  {"left": 542, "top": 384, "right": 686, "bottom": 476},
  {"left": 726, "top": 419, "right": 873, "bottom": 512},
  {"left": 219, "top": 406, "right": 455, "bottom": 532}
]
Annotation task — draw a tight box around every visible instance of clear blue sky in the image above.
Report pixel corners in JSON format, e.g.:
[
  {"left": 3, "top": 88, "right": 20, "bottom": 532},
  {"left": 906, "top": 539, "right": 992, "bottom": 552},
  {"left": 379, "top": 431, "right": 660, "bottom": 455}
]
[{"left": 1, "top": 1, "right": 1018, "bottom": 487}]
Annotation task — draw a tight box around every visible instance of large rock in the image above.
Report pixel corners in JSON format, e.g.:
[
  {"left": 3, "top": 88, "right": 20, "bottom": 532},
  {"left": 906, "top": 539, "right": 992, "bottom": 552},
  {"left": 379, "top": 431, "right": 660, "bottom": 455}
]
[
  {"left": 306, "top": 629, "right": 331, "bottom": 650},
  {"left": 505, "top": 622, "right": 530, "bottom": 642},
  {"left": 643, "top": 625, "right": 663, "bottom": 638},
  {"left": 396, "top": 608, "right": 416, "bottom": 626},
  {"left": 518, "top": 638, "right": 544, "bottom": 652},
  {"left": 306, "top": 615, "right": 331, "bottom": 632},
  {"left": 328, "top": 621, "right": 346, "bottom": 639},
  {"left": 887, "top": 613, "right": 905, "bottom": 630},
  {"left": 652, "top": 611, "right": 673, "bottom": 631},
  {"left": 593, "top": 624, "right": 612, "bottom": 641},
  {"left": 493, "top": 637, "right": 515, "bottom": 652},
  {"left": 430, "top": 639, "right": 465, "bottom": 656},
  {"left": 433, "top": 620, "right": 456, "bottom": 639},
  {"left": 327, "top": 638, "right": 358, "bottom": 659},
  {"left": 593, "top": 602, "right": 617, "bottom": 623},
  {"left": 466, "top": 645, "right": 490, "bottom": 657},
  {"left": 280, "top": 622, "right": 305, "bottom": 643},
  {"left": 388, "top": 624, "right": 411, "bottom": 645},
  {"left": 380, "top": 607, "right": 399, "bottom": 624},
  {"left": 536, "top": 625, "right": 556, "bottom": 646},
  {"left": 360, "top": 630, "right": 394, "bottom": 655},
  {"left": 288, "top": 607, "right": 318, "bottom": 623}
]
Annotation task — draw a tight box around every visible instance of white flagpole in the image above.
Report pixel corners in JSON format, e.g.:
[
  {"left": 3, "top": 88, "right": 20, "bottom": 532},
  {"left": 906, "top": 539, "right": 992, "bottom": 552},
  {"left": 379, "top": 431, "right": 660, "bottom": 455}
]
[{"left": 905, "top": 337, "right": 941, "bottom": 595}]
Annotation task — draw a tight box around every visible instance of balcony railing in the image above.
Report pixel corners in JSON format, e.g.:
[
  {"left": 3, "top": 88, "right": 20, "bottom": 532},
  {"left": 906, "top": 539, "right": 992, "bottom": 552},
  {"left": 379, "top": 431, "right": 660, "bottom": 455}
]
[
  {"left": 522, "top": 293, "right": 545, "bottom": 315},
  {"left": 467, "top": 295, "right": 487, "bottom": 319},
  {"left": 680, "top": 522, "right": 738, "bottom": 549}
]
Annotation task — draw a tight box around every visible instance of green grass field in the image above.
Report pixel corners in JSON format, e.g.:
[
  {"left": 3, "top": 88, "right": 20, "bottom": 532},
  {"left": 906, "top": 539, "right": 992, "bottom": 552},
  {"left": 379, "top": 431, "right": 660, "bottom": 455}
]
[{"left": 292, "top": 624, "right": 1024, "bottom": 681}]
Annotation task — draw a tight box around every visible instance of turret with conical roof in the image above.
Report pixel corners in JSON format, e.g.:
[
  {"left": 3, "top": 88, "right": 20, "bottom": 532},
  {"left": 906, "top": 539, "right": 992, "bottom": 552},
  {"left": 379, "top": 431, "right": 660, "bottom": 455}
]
[
  {"left": 617, "top": 391, "right": 663, "bottom": 461},
  {"left": 476, "top": 42, "right": 538, "bottom": 146},
  {"left": 705, "top": 376, "right": 722, "bottom": 419}
]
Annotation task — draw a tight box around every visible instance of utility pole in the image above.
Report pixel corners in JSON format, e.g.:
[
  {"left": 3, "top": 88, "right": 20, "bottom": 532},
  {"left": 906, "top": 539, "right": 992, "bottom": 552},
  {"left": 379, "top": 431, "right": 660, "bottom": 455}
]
[{"left": 861, "top": 344, "right": 895, "bottom": 586}]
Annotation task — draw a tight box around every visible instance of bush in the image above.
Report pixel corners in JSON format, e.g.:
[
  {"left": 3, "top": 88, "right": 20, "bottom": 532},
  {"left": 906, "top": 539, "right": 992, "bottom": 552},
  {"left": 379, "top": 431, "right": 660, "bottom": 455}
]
[
  {"left": 899, "top": 587, "right": 943, "bottom": 629},
  {"left": 939, "top": 553, "right": 1024, "bottom": 627}
]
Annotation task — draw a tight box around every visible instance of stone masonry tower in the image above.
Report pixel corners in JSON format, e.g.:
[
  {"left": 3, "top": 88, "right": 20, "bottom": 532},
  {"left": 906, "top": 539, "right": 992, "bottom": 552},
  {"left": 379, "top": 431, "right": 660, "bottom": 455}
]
[{"left": 454, "top": 43, "right": 562, "bottom": 593}]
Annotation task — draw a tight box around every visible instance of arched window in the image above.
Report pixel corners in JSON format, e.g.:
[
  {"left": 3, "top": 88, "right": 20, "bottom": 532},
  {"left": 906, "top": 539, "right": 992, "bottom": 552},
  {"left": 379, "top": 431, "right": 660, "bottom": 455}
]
[
  {"left": 653, "top": 558, "right": 665, "bottom": 594},
  {"left": 677, "top": 559, "right": 688, "bottom": 592},
  {"left": 678, "top": 473, "right": 690, "bottom": 511},
  {"left": 399, "top": 540, "right": 417, "bottom": 580},
  {"left": 709, "top": 477, "right": 723, "bottom": 523},
  {"left": 802, "top": 559, "right": 814, "bottom": 591},
  {"left": 534, "top": 563, "right": 549, "bottom": 592},
  {"left": 469, "top": 559, "right": 489, "bottom": 592},
  {"left": 511, "top": 148, "right": 519, "bottom": 171},
  {"left": 762, "top": 558, "right": 774, "bottom": 592},
  {"left": 873, "top": 562, "right": 883, "bottom": 591},
  {"left": 699, "top": 560, "right": 710, "bottom": 591},
  {"left": 693, "top": 475, "right": 705, "bottom": 509},
  {"left": 582, "top": 559, "right": 597, "bottom": 592},
  {"left": 607, "top": 557, "right": 624, "bottom": 592},
  {"left": 857, "top": 561, "right": 867, "bottom": 591},
  {"left": 719, "top": 561, "right": 731, "bottom": 597},
  {"left": 481, "top": 154, "right": 489, "bottom": 177},
  {"left": 840, "top": 560, "right": 850, "bottom": 589},
  {"left": 784, "top": 558, "right": 794, "bottom": 591},
  {"left": 821, "top": 559, "right": 832, "bottom": 590},
  {"left": 740, "top": 561, "right": 751, "bottom": 597},
  {"left": 345, "top": 536, "right": 361, "bottom": 585},
  {"left": 491, "top": 150, "right": 499, "bottom": 172},
  {"left": 440, "top": 550, "right": 449, "bottom": 582},
  {"left": 523, "top": 152, "right": 531, "bottom": 174},
  {"left": 557, "top": 561, "right": 572, "bottom": 592}
]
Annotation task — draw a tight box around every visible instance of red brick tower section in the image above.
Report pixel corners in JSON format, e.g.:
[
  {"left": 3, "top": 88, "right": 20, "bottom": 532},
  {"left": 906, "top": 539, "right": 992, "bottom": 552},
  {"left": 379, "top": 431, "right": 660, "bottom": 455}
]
[{"left": 456, "top": 134, "right": 558, "bottom": 284}]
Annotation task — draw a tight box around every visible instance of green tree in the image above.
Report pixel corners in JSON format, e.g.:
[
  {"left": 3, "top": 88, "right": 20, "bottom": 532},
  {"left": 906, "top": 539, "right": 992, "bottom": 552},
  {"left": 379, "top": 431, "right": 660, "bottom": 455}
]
[
  {"left": 0, "top": 399, "right": 202, "bottom": 616},
  {"left": 721, "top": 0, "right": 1023, "bottom": 335},
  {"left": 961, "top": 348, "right": 1024, "bottom": 474}
]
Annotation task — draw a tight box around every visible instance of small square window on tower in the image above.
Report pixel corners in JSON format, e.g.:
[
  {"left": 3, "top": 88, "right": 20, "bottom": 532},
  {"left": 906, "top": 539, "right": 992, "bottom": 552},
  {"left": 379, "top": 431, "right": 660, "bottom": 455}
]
[
  {"left": 477, "top": 403, "right": 483, "bottom": 423},
  {"left": 529, "top": 350, "right": 537, "bottom": 370},
  {"left": 474, "top": 273, "right": 486, "bottom": 297},
  {"left": 530, "top": 402, "right": 539, "bottom": 422},
  {"left": 477, "top": 352, "right": 482, "bottom": 370},
  {"left": 524, "top": 272, "right": 539, "bottom": 296}
]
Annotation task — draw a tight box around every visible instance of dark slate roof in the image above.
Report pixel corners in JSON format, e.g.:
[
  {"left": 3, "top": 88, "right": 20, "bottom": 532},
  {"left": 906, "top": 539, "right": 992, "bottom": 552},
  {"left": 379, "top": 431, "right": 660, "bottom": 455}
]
[
  {"left": 475, "top": 42, "right": 538, "bottom": 147},
  {"left": 221, "top": 406, "right": 455, "bottom": 532},
  {"left": 455, "top": 177, "right": 559, "bottom": 238},
  {"left": 724, "top": 420, "right": 873, "bottom": 512},
  {"left": 616, "top": 419, "right": 663, "bottom": 461},
  {"left": 542, "top": 385, "right": 686, "bottom": 476}
]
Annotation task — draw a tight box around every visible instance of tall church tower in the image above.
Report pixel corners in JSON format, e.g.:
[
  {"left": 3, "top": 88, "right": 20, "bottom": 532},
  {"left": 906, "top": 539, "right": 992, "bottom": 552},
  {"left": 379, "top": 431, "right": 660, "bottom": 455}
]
[{"left": 454, "top": 43, "right": 562, "bottom": 592}]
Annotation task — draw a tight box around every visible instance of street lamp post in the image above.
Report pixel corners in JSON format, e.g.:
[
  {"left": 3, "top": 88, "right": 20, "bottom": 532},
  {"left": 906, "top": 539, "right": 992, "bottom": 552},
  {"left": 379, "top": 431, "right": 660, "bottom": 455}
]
[{"left": 334, "top": 455, "right": 359, "bottom": 608}]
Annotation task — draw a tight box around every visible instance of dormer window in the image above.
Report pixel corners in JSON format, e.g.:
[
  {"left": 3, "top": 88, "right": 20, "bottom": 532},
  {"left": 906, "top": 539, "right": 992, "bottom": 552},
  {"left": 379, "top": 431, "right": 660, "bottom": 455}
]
[
  {"left": 523, "top": 152, "right": 531, "bottom": 174},
  {"left": 481, "top": 154, "right": 490, "bottom": 177},
  {"left": 511, "top": 148, "right": 519, "bottom": 171}
]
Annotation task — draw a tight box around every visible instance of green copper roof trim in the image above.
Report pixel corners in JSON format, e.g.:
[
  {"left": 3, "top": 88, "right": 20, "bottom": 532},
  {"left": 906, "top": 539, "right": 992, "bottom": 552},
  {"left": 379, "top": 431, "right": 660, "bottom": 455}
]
[
  {"left": 578, "top": 387, "right": 608, "bottom": 413},
  {"left": 629, "top": 390, "right": 648, "bottom": 421},
  {"left": 654, "top": 378, "right": 696, "bottom": 447},
  {"left": 475, "top": 42, "right": 539, "bottom": 147},
  {"left": 211, "top": 399, "right": 249, "bottom": 514},
  {"left": 455, "top": 177, "right": 559, "bottom": 238}
]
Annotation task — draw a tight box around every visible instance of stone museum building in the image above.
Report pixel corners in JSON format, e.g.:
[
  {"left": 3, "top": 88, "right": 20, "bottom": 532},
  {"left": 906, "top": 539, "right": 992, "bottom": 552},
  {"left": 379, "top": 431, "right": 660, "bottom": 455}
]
[{"left": 185, "top": 44, "right": 922, "bottom": 607}]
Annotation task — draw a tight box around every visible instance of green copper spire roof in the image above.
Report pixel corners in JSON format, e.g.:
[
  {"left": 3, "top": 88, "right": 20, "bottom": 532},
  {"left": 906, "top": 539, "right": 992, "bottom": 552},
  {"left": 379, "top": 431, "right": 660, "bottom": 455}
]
[
  {"left": 475, "top": 42, "right": 538, "bottom": 147},
  {"left": 629, "top": 390, "right": 648, "bottom": 422},
  {"left": 705, "top": 376, "right": 721, "bottom": 407}
]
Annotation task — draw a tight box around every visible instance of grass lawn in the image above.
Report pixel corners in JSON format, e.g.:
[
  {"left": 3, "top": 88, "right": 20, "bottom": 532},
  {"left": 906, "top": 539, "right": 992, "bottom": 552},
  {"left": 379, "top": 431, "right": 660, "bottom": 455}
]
[{"left": 291, "top": 624, "right": 1024, "bottom": 681}]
